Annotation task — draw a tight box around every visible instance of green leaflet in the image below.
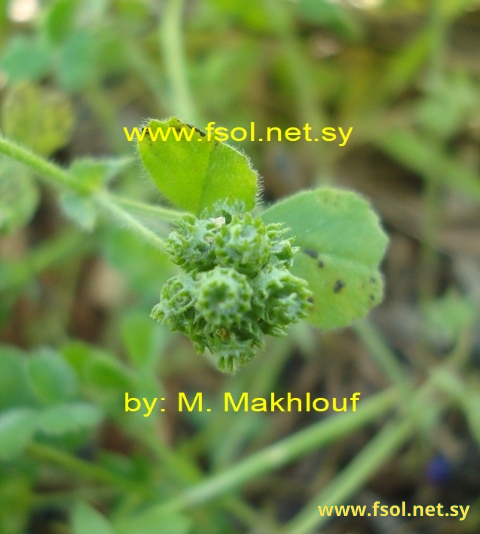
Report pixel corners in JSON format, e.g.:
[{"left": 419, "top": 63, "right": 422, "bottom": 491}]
[
  {"left": 137, "top": 118, "right": 258, "bottom": 215},
  {"left": 72, "top": 502, "right": 114, "bottom": 534},
  {"left": 37, "top": 403, "right": 103, "bottom": 436},
  {"left": 0, "top": 162, "right": 39, "bottom": 235},
  {"left": 262, "top": 188, "right": 388, "bottom": 330},
  {"left": 115, "top": 506, "right": 191, "bottom": 534},
  {"left": 0, "top": 408, "right": 37, "bottom": 460},
  {"left": 27, "top": 348, "right": 78, "bottom": 405},
  {"left": 43, "top": 0, "right": 77, "bottom": 45}
]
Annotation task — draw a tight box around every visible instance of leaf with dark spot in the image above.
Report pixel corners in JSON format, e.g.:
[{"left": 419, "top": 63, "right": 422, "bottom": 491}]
[
  {"left": 334, "top": 280, "right": 345, "bottom": 293},
  {"left": 303, "top": 248, "right": 318, "bottom": 259},
  {"left": 262, "top": 189, "right": 388, "bottom": 330}
]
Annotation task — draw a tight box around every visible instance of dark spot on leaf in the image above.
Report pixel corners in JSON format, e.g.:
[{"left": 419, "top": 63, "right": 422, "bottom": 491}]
[
  {"left": 303, "top": 248, "right": 318, "bottom": 259},
  {"left": 369, "top": 294, "right": 375, "bottom": 302},
  {"left": 317, "top": 260, "right": 324, "bottom": 268},
  {"left": 307, "top": 297, "right": 314, "bottom": 304},
  {"left": 334, "top": 280, "right": 345, "bottom": 293},
  {"left": 370, "top": 277, "right": 376, "bottom": 283}
]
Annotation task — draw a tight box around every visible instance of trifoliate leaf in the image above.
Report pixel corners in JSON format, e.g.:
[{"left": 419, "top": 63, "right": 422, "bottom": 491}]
[
  {"left": 137, "top": 118, "right": 258, "bottom": 215},
  {"left": 262, "top": 188, "right": 388, "bottom": 329}
]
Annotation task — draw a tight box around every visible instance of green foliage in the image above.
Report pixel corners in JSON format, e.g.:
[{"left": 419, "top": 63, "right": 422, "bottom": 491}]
[
  {"left": 0, "top": 475, "right": 31, "bottom": 534},
  {"left": 60, "top": 158, "right": 131, "bottom": 229},
  {"left": 0, "top": 162, "right": 39, "bottom": 235},
  {"left": 423, "top": 292, "right": 476, "bottom": 349},
  {"left": 71, "top": 501, "right": 191, "bottom": 534},
  {"left": 295, "top": 0, "right": 361, "bottom": 40},
  {"left": 60, "top": 189, "right": 98, "bottom": 230},
  {"left": 27, "top": 347, "right": 78, "bottom": 405},
  {"left": 0, "top": 36, "right": 51, "bottom": 82},
  {"left": 1, "top": 82, "right": 74, "bottom": 155},
  {"left": 0, "top": 347, "right": 37, "bottom": 409},
  {"left": 120, "top": 312, "right": 167, "bottom": 371},
  {"left": 262, "top": 189, "right": 388, "bottom": 329},
  {"left": 37, "top": 402, "right": 103, "bottom": 436},
  {"left": 72, "top": 502, "right": 114, "bottom": 534},
  {"left": 138, "top": 118, "right": 258, "bottom": 215},
  {"left": 57, "top": 30, "right": 97, "bottom": 91},
  {"left": 0, "top": 408, "right": 37, "bottom": 460},
  {"left": 114, "top": 505, "right": 191, "bottom": 534},
  {"left": 0, "top": 344, "right": 104, "bottom": 459},
  {"left": 44, "top": 0, "right": 78, "bottom": 45}
]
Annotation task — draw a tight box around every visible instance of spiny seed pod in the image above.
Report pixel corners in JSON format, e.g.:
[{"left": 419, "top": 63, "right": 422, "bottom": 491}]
[
  {"left": 151, "top": 200, "right": 312, "bottom": 373},
  {"left": 195, "top": 267, "right": 252, "bottom": 327},
  {"left": 267, "top": 224, "right": 298, "bottom": 268},
  {"left": 151, "top": 274, "right": 196, "bottom": 333},
  {"left": 252, "top": 266, "right": 311, "bottom": 335},
  {"left": 202, "top": 199, "right": 246, "bottom": 224},
  {"left": 167, "top": 215, "right": 217, "bottom": 273},
  {"left": 215, "top": 214, "right": 270, "bottom": 276},
  {"left": 207, "top": 332, "right": 261, "bottom": 373}
]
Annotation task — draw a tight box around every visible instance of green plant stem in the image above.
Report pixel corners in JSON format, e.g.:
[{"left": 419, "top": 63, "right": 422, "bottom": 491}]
[
  {"left": 94, "top": 193, "right": 167, "bottom": 251},
  {"left": 27, "top": 443, "right": 151, "bottom": 497},
  {"left": 160, "top": 0, "right": 198, "bottom": 122},
  {"left": 155, "top": 388, "right": 399, "bottom": 513},
  {"left": 0, "top": 135, "right": 170, "bottom": 252},
  {"left": 0, "top": 136, "right": 87, "bottom": 194},
  {"left": 33, "top": 487, "right": 119, "bottom": 507},
  {"left": 286, "top": 419, "right": 412, "bottom": 534},
  {"left": 112, "top": 194, "right": 186, "bottom": 223},
  {"left": 354, "top": 320, "right": 409, "bottom": 388}
]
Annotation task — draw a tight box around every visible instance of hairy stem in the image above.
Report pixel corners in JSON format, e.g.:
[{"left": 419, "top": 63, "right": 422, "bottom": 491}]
[
  {"left": 112, "top": 193, "right": 185, "bottom": 223},
  {"left": 0, "top": 135, "right": 171, "bottom": 252},
  {"left": 0, "top": 136, "right": 87, "bottom": 193},
  {"left": 94, "top": 193, "right": 167, "bottom": 250}
]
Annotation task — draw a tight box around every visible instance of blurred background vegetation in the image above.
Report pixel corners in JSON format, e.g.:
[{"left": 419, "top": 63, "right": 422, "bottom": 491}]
[{"left": 1, "top": 0, "right": 480, "bottom": 533}]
